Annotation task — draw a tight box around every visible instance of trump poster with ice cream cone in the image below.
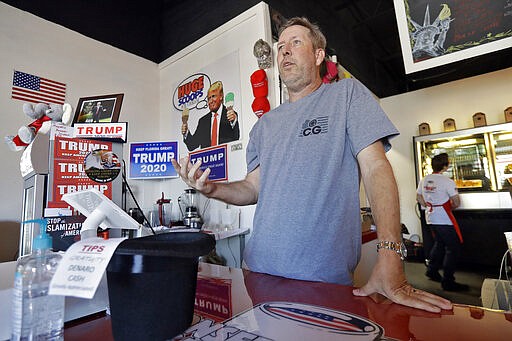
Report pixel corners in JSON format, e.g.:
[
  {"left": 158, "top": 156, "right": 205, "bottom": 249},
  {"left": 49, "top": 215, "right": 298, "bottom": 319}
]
[{"left": 172, "top": 51, "right": 242, "bottom": 152}]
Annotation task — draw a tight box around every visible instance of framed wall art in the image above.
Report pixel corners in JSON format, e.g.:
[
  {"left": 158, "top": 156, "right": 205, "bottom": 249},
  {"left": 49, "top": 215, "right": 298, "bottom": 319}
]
[
  {"left": 393, "top": 0, "right": 512, "bottom": 74},
  {"left": 73, "top": 93, "right": 124, "bottom": 124}
]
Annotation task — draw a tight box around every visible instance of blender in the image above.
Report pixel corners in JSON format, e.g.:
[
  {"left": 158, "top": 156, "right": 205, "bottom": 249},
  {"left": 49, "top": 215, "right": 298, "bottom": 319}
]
[{"left": 179, "top": 188, "right": 203, "bottom": 229}]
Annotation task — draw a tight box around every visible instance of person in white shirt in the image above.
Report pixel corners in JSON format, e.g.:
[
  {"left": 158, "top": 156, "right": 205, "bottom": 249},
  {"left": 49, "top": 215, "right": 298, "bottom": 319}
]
[{"left": 417, "top": 153, "right": 468, "bottom": 291}]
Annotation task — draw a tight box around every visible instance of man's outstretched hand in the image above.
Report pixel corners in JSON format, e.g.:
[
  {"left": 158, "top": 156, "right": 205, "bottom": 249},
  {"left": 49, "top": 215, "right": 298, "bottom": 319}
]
[
  {"left": 171, "top": 156, "right": 215, "bottom": 195},
  {"left": 352, "top": 256, "right": 453, "bottom": 313}
]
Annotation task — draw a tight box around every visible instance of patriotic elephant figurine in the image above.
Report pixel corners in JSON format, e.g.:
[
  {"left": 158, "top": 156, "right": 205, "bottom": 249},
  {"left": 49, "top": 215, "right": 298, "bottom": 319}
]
[{"left": 5, "top": 102, "right": 73, "bottom": 151}]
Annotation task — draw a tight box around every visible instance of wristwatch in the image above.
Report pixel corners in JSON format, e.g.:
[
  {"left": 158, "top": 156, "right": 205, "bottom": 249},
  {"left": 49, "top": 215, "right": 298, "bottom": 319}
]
[{"left": 376, "top": 241, "right": 407, "bottom": 261}]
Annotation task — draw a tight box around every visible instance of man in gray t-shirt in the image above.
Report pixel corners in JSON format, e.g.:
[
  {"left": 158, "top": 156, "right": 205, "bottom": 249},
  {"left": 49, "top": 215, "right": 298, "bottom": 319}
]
[
  {"left": 172, "top": 17, "right": 452, "bottom": 313},
  {"left": 244, "top": 78, "right": 397, "bottom": 285}
]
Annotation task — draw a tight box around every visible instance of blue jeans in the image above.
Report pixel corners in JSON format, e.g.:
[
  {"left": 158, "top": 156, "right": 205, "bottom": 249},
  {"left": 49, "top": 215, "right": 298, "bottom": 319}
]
[{"left": 427, "top": 224, "right": 462, "bottom": 282}]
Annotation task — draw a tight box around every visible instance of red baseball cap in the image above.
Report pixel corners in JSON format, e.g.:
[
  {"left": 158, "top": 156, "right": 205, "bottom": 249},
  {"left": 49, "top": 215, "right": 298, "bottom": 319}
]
[
  {"left": 252, "top": 97, "right": 270, "bottom": 118},
  {"left": 250, "top": 69, "right": 268, "bottom": 97}
]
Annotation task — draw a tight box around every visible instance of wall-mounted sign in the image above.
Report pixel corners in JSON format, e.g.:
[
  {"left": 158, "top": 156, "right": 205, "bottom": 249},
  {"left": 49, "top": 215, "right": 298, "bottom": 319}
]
[
  {"left": 171, "top": 52, "right": 242, "bottom": 152},
  {"left": 394, "top": 0, "right": 512, "bottom": 73},
  {"left": 74, "top": 122, "right": 127, "bottom": 142},
  {"left": 173, "top": 73, "right": 211, "bottom": 111},
  {"left": 189, "top": 144, "right": 228, "bottom": 182},
  {"left": 129, "top": 141, "right": 178, "bottom": 179}
]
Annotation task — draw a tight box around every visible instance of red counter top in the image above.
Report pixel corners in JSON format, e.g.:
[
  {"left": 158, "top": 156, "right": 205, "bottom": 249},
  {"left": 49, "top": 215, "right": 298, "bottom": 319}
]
[
  {"left": 64, "top": 263, "right": 512, "bottom": 340},
  {"left": 362, "top": 229, "right": 377, "bottom": 244}
]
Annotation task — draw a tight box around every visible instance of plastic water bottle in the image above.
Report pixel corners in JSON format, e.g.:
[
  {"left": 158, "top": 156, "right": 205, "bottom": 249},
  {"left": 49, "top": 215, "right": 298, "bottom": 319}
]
[{"left": 11, "top": 219, "right": 65, "bottom": 341}]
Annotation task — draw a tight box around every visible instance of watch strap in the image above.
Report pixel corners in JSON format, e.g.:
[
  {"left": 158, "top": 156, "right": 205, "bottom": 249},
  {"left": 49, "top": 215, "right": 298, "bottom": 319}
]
[{"left": 376, "top": 240, "right": 406, "bottom": 260}]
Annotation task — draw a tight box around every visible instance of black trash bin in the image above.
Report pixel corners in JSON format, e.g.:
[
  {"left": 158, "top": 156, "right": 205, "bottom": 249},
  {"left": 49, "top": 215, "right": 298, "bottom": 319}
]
[{"left": 106, "top": 232, "right": 215, "bottom": 341}]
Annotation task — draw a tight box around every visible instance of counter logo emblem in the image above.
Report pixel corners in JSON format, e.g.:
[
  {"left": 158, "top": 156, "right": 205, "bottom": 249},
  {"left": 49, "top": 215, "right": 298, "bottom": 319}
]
[{"left": 260, "top": 302, "right": 384, "bottom": 338}]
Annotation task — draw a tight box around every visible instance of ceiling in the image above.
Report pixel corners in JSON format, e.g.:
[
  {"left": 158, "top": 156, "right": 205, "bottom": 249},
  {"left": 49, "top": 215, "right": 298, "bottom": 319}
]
[{"left": 4, "top": 0, "right": 512, "bottom": 98}]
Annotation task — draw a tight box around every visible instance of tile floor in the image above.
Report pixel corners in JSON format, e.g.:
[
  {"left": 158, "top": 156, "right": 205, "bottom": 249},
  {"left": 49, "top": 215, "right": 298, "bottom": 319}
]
[{"left": 404, "top": 260, "right": 503, "bottom": 307}]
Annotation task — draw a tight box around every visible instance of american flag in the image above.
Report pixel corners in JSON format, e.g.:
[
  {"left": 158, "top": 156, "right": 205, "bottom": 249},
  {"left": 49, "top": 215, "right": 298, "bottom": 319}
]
[{"left": 11, "top": 70, "right": 66, "bottom": 104}]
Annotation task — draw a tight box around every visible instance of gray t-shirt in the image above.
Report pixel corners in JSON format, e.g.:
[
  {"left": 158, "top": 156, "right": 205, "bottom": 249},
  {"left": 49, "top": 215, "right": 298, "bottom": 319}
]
[{"left": 244, "top": 79, "right": 399, "bottom": 285}]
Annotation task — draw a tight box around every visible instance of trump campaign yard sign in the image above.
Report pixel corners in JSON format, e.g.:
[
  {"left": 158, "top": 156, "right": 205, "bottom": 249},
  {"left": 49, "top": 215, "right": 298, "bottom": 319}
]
[
  {"left": 129, "top": 141, "right": 178, "bottom": 179},
  {"left": 189, "top": 144, "right": 228, "bottom": 182}
]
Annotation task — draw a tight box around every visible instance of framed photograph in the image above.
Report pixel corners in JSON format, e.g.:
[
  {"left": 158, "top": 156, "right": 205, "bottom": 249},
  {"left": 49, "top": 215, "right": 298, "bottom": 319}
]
[
  {"left": 393, "top": 0, "right": 512, "bottom": 74},
  {"left": 73, "top": 93, "right": 124, "bottom": 125}
]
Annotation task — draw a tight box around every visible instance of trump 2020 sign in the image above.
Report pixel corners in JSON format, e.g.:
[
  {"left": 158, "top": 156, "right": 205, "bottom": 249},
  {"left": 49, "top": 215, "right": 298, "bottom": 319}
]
[
  {"left": 189, "top": 144, "right": 227, "bottom": 182},
  {"left": 129, "top": 141, "right": 178, "bottom": 179}
]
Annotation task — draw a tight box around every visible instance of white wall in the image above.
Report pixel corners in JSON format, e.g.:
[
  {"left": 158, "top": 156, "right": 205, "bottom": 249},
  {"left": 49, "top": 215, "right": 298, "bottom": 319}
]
[
  {"left": 0, "top": 2, "right": 160, "bottom": 222},
  {"left": 157, "top": 3, "right": 273, "bottom": 230},
  {"left": 381, "top": 67, "right": 512, "bottom": 238}
]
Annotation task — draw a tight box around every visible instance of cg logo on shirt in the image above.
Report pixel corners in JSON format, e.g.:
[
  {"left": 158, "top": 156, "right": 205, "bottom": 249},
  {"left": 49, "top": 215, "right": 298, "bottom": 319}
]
[{"left": 299, "top": 116, "right": 328, "bottom": 137}]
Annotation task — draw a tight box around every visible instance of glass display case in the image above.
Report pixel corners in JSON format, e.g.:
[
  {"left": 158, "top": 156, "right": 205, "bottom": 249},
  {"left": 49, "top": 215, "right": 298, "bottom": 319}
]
[
  {"left": 490, "top": 130, "right": 512, "bottom": 191},
  {"left": 413, "top": 122, "right": 512, "bottom": 209}
]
